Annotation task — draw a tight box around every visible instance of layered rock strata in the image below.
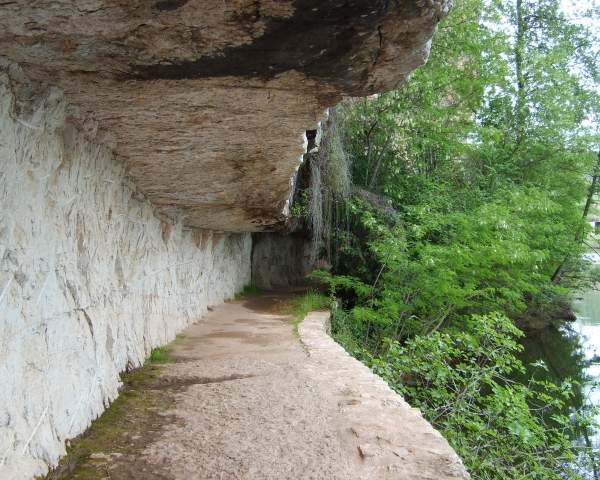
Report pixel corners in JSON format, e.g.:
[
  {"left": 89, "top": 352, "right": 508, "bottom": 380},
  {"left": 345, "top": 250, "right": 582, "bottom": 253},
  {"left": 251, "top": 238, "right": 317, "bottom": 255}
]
[{"left": 0, "top": 0, "right": 450, "bottom": 231}]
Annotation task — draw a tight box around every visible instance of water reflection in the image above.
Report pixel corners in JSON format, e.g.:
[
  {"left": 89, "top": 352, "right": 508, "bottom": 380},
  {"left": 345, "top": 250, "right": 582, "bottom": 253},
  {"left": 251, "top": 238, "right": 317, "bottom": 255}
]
[
  {"left": 517, "top": 323, "right": 588, "bottom": 412},
  {"left": 572, "top": 290, "right": 600, "bottom": 451},
  {"left": 516, "top": 289, "right": 600, "bottom": 476}
]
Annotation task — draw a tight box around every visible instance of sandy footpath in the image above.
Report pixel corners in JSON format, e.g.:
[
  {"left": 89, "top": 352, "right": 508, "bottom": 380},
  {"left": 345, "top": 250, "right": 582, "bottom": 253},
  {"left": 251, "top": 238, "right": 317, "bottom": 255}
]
[{"left": 52, "top": 293, "right": 468, "bottom": 480}]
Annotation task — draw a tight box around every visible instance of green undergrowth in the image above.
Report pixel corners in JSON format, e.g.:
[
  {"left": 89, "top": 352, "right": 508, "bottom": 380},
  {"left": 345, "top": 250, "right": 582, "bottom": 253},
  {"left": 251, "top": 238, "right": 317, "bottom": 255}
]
[
  {"left": 149, "top": 346, "right": 169, "bottom": 363},
  {"left": 149, "top": 333, "right": 186, "bottom": 363},
  {"left": 288, "top": 291, "right": 330, "bottom": 334},
  {"left": 234, "top": 283, "right": 263, "bottom": 299}
]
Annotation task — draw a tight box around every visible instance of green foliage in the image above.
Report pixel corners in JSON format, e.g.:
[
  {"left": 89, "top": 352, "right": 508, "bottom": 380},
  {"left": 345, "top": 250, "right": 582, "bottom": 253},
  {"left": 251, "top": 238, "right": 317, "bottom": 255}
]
[
  {"left": 356, "top": 312, "right": 593, "bottom": 479},
  {"left": 149, "top": 347, "right": 168, "bottom": 363},
  {"left": 313, "top": 0, "right": 600, "bottom": 478},
  {"left": 291, "top": 189, "right": 309, "bottom": 219},
  {"left": 288, "top": 291, "right": 330, "bottom": 333},
  {"left": 235, "top": 283, "right": 263, "bottom": 299},
  {"left": 319, "top": 0, "right": 600, "bottom": 339}
]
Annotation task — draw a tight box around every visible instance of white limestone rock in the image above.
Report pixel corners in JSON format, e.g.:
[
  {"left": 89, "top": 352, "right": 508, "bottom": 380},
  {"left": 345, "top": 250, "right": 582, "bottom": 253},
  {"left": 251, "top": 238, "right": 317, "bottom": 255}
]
[{"left": 0, "top": 73, "right": 251, "bottom": 479}]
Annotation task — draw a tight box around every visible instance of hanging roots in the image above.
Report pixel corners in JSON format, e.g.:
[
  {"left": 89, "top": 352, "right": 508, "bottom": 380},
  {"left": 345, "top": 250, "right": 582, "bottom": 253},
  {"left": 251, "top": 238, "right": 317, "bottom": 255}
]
[{"left": 307, "top": 106, "right": 351, "bottom": 264}]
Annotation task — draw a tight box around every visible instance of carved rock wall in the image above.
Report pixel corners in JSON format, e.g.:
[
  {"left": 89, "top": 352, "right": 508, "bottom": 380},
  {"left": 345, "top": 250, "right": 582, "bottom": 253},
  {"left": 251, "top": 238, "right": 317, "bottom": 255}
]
[
  {"left": 0, "top": 72, "right": 251, "bottom": 479},
  {"left": 251, "top": 232, "right": 314, "bottom": 290}
]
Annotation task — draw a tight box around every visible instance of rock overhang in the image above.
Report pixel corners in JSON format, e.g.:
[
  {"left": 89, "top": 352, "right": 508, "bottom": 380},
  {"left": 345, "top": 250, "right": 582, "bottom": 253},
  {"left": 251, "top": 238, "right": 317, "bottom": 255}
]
[{"left": 0, "top": 0, "right": 451, "bottom": 232}]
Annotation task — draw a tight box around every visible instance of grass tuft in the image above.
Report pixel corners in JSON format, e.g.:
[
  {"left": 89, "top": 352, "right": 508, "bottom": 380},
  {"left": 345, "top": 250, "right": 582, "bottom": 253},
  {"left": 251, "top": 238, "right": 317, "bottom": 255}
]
[
  {"left": 234, "top": 283, "right": 263, "bottom": 299},
  {"left": 289, "top": 290, "right": 330, "bottom": 334},
  {"left": 149, "top": 347, "right": 168, "bottom": 363}
]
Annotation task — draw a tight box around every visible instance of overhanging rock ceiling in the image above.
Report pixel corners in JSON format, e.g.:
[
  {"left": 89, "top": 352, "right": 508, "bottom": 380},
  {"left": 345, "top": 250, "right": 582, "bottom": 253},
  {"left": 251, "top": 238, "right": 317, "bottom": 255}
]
[{"left": 0, "top": 0, "right": 450, "bottom": 232}]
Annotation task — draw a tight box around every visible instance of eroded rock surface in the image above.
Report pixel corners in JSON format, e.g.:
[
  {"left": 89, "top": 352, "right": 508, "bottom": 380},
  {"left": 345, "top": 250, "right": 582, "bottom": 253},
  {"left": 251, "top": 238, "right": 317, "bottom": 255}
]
[
  {"left": 0, "top": 0, "right": 450, "bottom": 231},
  {"left": 251, "top": 232, "right": 314, "bottom": 289},
  {"left": 0, "top": 74, "right": 251, "bottom": 480}
]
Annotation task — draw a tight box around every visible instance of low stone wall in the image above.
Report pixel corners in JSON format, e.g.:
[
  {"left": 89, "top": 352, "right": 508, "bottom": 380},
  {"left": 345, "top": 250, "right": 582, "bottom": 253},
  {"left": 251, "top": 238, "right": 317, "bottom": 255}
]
[
  {"left": 299, "top": 312, "right": 470, "bottom": 479},
  {"left": 0, "top": 73, "right": 251, "bottom": 479}
]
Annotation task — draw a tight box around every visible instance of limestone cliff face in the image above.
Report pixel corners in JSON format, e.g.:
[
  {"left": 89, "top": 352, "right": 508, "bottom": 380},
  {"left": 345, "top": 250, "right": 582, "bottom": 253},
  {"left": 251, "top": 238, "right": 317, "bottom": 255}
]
[
  {"left": 0, "top": 0, "right": 450, "bottom": 231},
  {"left": 0, "top": 74, "right": 251, "bottom": 479}
]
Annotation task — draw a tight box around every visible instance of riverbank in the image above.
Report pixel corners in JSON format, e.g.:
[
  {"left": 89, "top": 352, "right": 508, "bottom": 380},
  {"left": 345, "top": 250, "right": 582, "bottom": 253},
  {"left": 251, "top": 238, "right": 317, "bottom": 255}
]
[
  {"left": 514, "top": 288, "right": 600, "bottom": 477},
  {"left": 516, "top": 298, "right": 578, "bottom": 331}
]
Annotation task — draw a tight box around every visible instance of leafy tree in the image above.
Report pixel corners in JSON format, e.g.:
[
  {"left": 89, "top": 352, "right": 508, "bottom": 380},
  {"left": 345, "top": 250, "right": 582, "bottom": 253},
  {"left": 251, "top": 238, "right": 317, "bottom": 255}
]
[{"left": 304, "top": 0, "right": 600, "bottom": 477}]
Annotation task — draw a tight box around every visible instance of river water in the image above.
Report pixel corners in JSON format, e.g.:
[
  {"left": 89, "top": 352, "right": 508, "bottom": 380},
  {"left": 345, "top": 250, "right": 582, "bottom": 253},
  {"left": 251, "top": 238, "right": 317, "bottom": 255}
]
[
  {"left": 519, "top": 288, "right": 600, "bottom": 475},
  {"left": 572, "top": 291, "right": 600, "bottom": 459}
]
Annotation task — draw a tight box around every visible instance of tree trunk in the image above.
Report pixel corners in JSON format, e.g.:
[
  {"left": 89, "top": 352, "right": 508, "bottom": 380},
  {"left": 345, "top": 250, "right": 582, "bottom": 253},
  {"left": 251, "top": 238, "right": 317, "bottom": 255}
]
[
  {"left": 551, "top": 149, "right": 600, "bottom": 284},
  {"left": 515, "top": 0, "right": 527, "bottom": 146}
]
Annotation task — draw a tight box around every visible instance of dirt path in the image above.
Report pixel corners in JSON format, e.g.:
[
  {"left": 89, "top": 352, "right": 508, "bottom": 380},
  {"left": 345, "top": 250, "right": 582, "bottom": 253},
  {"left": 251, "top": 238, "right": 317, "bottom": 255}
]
[{"left": 49, "top": 293, "right": 468, "bottom": 480}]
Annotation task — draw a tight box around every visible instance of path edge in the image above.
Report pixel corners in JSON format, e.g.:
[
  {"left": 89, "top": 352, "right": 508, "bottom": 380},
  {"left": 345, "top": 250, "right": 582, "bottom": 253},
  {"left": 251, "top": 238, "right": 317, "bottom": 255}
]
[{"left": 298, "top": 311, "right": 471, "bottom": 479}]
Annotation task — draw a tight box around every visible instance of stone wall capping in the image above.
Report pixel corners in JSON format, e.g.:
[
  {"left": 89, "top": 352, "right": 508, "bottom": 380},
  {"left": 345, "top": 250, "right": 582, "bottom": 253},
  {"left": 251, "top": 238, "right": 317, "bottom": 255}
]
[{"left": 298, "top": 311, "right": 470, "bottom": 480}]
